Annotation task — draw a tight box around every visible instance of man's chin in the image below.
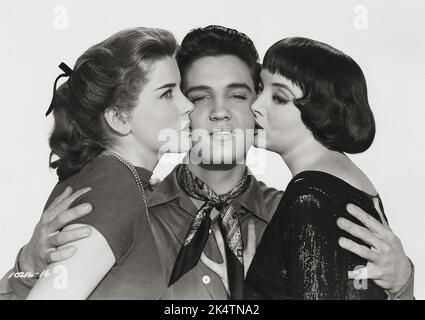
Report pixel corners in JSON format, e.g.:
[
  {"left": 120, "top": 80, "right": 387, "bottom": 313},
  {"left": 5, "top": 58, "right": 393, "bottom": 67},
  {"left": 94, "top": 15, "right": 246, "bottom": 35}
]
[{"left": 188, "top": 152, "right": 246, "bottom": 166}]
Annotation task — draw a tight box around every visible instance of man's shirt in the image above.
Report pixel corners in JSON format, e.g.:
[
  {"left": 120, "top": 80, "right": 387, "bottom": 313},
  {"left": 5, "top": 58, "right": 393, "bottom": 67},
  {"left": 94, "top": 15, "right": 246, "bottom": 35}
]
[{"left": 149, "top": 165, "right": 283, "bottom": 299}]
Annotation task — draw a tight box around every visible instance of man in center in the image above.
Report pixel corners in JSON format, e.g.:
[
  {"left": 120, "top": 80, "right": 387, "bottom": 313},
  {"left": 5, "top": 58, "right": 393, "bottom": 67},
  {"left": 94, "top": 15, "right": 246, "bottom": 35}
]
[{"left": 149, "top": 25, "right": 280, "bottom": 299}]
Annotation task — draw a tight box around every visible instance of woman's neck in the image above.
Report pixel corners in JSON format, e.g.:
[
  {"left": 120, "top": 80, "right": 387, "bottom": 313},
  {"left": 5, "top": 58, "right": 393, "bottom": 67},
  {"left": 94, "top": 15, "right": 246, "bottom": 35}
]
[
  {"left": 107, "top": 143, "right": 159, "bottom": 171},
  {"left": 280, "top": 136, "right": 348, "bottom": 177},
  {"left": 280, "top": 137, "right": 378, "bottom": 195},
  {"left": 187, "top": 161, "right": 247, "bottom": 195}
]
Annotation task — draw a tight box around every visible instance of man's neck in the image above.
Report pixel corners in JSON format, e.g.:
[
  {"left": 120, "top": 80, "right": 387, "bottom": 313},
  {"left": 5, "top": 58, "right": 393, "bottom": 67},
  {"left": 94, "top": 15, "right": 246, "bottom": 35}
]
[{"left": 187, "top": 162, "right": 247, "bottom": 195}]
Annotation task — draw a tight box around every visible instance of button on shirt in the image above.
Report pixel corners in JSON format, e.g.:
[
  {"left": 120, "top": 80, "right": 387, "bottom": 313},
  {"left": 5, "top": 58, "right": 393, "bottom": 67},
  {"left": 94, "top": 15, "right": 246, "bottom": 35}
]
[
  {"left": 202, "top": 275, "right": 211, "bottom": 285},
  {"left": 148, "top": 164, "right": 283, "bottom": 300}
]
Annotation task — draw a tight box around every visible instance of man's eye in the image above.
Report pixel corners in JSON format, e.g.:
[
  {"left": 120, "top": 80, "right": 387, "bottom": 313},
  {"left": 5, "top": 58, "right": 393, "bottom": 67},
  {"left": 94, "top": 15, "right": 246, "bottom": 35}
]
[
  {"left": 273, "top": 95, "right": 289, "bottom": 105},
  {"left": 160, "top": 89, "right": 173, "bottom": 99},
  {"left": 191, "top": 96, "right": 209, "bottom": 103},
  {"left": 231, "top": 94, "right": 248, "bottom": 100}
]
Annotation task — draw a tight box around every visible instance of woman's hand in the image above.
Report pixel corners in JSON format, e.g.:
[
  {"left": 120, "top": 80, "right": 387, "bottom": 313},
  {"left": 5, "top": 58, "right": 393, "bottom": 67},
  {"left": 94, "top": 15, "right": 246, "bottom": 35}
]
[
  {"left": 336, "top": 201, "right": 412, "bottom": 295},
  {"left": 200, "top": 219, "right": 256, "bottom": 295},
  {"left": 19, "top": 187, "right": 93, "bottom": 276}
]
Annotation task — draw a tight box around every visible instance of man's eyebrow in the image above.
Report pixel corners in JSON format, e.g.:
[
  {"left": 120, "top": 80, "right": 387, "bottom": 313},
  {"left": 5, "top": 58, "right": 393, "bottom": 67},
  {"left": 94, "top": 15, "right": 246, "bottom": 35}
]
[
  {"left": 155, "top": 83, "right": 177, "bottom": 91},
  {"left": 271, "top": 82, "right": 295, "bottom": 96},
  {"left": 227, "top": 83, "right": 253, "bottom": 92},
  {"left": 184, "top": 85, "right": 212, "bottom": 95}
]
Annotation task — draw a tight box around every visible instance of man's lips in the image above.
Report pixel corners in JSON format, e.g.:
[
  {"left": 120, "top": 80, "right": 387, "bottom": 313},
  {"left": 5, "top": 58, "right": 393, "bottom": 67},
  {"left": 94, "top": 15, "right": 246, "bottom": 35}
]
[{"left": 209, "top": 127, "right": 234, "bottom": 135}]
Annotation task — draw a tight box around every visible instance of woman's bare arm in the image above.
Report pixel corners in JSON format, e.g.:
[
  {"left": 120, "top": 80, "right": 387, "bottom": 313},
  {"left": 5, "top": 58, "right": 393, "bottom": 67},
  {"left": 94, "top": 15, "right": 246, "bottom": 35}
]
[{"left": 26, "top": 223, "right": 115, "bottom": 300}]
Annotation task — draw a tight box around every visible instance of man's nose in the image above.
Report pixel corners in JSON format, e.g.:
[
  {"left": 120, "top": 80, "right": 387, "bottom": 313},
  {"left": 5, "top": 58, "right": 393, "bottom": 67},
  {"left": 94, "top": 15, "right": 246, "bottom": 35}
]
[{"left": 209, "top": 100, "right": 231, "bottom": 121}]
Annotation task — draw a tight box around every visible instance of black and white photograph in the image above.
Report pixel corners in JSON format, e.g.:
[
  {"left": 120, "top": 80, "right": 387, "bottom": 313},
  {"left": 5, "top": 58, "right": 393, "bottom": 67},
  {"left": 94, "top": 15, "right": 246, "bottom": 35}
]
[{"left": 0, "top": 0, "right": 423, "bottom": 307}]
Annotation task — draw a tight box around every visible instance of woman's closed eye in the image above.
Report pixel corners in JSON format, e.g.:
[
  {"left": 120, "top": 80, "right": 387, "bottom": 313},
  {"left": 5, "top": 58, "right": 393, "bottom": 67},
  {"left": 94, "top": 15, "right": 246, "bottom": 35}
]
[
  {"left": 160, "top": 89, "right": 173, "bottom": 100},
  {"left": 273, "top": 94, "right": 290, "bottom": 105}
]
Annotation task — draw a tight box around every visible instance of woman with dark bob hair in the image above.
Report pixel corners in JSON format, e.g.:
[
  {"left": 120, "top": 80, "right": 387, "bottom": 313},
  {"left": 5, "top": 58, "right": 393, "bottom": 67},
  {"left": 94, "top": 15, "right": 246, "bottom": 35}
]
[
  {"left": 26, "top": 27, "right": 193, "bottom": 299},
  {"left": 245, "top": 37, "right": 389, "bottom": 299}
]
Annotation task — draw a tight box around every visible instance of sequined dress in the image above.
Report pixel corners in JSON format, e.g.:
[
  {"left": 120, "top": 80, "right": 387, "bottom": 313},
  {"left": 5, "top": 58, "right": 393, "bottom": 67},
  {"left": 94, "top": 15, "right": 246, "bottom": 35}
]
[{"left": 244, "top": 170, "right": 388, "bottom": 300}]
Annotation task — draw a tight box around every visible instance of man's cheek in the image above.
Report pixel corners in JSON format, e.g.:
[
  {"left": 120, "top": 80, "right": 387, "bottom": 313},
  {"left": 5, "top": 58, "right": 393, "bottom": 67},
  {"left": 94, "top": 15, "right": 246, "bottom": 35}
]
[
  {"left": 189, "top": 109, "right": 206, "bottom": 129},
  {"left": 241, "top": 106, "right": 256, "bottom": 126},
  {"left": 241, "top": 116, "right": 256, "bottom": 130}
]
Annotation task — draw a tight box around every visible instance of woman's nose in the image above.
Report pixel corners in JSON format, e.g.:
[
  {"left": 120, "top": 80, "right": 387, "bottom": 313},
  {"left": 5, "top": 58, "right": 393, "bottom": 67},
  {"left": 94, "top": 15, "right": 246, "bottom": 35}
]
[
  {"left": 181, "top": 95, "right": 194, "bottom": 115},
  {"left": 185, "top": 100, "right": 194, "bottom": 115},
  {"left": 251, "top": 97, "right": 264, "bottom": 117}
]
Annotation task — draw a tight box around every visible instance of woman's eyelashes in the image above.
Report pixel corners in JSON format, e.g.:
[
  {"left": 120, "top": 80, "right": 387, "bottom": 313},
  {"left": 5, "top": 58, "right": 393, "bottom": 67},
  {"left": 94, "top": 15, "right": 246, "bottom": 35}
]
[
  {"left": 272, "top": 92, "right": 290, "bottom": 105},
  {"left": 273, "top": 96, "right": 289, "bottom": 104},
  {"left": 160, "top": 89, "right": 173, "bottom": 100},
  {"left": 256, "top": 84, "right": 290, "bottom": 105}
]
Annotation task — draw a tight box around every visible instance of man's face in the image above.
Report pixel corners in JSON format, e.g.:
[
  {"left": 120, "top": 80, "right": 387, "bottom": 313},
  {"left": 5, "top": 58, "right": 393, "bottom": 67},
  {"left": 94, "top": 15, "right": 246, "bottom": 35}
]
[{"left": 182, "top": 55, "right": 256, "bottom": 164}]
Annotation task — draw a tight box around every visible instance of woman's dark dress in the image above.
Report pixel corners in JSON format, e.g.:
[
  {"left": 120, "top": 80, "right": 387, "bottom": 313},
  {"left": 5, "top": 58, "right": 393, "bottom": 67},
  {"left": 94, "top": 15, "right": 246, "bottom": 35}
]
[{"left": 244, "top": 171, "right": 388, "bottom": 300}]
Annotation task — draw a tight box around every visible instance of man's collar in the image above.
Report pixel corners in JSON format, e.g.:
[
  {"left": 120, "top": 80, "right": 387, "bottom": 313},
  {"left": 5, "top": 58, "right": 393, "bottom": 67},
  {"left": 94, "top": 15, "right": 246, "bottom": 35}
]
[
  {"left": 232, "top": 172, "right": 271, "bottom": 223},
  {"left": 148, "top": 164, "right": 273, "bottom": 223},
  {"left": 147, "top": 165, "right": 181, "bottom": 208}
]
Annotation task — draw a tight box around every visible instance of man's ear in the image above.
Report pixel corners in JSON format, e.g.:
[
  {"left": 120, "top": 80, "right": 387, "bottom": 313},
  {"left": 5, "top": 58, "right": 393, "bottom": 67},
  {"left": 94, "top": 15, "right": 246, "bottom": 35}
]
[{"left": 103, "top": 107, "right": 132, "bottom": 136}]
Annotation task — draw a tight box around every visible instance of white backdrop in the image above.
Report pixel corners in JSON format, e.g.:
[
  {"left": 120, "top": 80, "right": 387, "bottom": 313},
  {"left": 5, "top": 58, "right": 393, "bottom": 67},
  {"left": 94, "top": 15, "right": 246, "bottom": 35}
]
[{"left": 1, "top": 0, "right": 424, "bottom": 299}]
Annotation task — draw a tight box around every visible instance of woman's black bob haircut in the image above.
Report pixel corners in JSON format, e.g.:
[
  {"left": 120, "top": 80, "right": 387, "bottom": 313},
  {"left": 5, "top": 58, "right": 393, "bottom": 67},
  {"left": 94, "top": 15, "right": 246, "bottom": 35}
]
[{"left": 263, "top": 37, "right": 375, "bottom": 154}]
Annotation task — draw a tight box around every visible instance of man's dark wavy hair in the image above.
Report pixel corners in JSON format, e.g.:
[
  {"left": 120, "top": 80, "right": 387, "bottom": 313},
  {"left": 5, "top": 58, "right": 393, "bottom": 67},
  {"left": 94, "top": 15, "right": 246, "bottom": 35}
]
[{"left": 176, "top": 25, "right": 261, "bottom": 89}]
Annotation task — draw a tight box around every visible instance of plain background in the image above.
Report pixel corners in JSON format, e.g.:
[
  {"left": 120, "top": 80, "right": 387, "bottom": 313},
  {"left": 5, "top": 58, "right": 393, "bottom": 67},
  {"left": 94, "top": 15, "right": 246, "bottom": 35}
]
[{"left": 0, "top": 0, "right": 424, "bottom": 299}]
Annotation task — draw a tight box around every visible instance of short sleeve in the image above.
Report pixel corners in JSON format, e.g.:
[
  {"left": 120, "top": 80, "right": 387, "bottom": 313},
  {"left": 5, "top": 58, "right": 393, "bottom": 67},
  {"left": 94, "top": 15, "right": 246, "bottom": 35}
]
[
  {"left": 52, "top": 157, "right": 149, "bottom": 265},
  {"left": 66, "top": 183, "right": 143, "bottom": 264}
]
